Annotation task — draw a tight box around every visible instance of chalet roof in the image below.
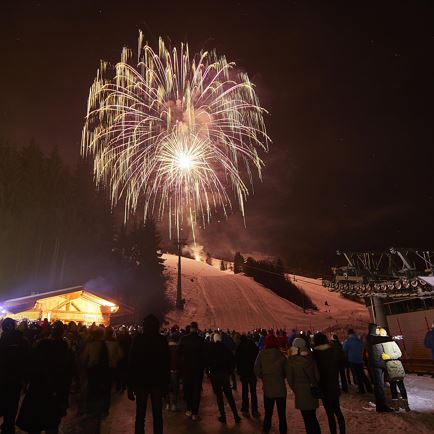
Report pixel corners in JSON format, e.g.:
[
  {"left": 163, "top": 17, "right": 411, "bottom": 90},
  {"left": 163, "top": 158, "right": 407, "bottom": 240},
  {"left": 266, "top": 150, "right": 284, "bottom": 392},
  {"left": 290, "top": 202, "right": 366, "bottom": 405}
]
[{"left": 0, "top": 286, "right": 120, "bottom": 314}]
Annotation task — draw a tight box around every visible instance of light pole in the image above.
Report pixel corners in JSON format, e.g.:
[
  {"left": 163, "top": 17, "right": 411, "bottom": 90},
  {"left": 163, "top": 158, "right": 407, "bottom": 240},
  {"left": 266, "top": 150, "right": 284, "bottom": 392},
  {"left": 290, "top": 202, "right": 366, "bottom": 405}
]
[{"left": 175, "top": 238, "right": 187, "bottom": 309}]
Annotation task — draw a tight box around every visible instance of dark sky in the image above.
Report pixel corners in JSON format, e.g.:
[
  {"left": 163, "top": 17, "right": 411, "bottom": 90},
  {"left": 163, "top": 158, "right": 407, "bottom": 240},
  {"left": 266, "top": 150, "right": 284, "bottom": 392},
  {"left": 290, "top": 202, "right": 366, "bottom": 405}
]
[{"left": 1, "top": 1, "right": 433, "bottom": 273}]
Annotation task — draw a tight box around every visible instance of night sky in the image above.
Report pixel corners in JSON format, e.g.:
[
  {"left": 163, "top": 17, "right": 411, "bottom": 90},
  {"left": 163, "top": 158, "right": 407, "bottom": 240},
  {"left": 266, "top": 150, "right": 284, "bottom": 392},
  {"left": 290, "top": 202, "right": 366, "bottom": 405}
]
[{"left": 1, "top": 1, "right": 433, "bottom": 274}]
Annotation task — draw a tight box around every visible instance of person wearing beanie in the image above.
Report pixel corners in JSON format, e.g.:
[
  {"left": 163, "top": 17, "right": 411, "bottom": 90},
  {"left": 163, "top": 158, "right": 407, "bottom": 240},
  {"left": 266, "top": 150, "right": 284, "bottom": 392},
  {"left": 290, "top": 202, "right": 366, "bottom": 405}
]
[
  {"left": 286, "top": 335, "right": 321, "bottom": 434},
  {"left": 313, "top": 332, "right": 346, "bottom": 434},
  {"left": 206, "top": 333, "right": 241, "bottom": 424},
  {"left": 254, "top": 334, "right": 287, "bottom": 434}
]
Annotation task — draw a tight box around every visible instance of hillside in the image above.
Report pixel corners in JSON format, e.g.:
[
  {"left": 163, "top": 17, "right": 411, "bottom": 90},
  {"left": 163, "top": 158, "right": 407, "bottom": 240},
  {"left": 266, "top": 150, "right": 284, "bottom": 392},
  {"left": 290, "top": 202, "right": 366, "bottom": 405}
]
[{"left": 163, "top": 254, "right": 369, "bottom": 333}]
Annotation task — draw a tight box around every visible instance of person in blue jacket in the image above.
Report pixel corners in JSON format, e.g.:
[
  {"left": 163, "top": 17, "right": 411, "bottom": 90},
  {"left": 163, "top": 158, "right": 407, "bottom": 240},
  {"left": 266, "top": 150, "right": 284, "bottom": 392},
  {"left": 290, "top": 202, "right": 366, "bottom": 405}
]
[
  {"left": 343, "top": 329, "right": 372, "bottom": 394},
  {"left": 424, "top": 321, "right": 434, "bottom": 377}
]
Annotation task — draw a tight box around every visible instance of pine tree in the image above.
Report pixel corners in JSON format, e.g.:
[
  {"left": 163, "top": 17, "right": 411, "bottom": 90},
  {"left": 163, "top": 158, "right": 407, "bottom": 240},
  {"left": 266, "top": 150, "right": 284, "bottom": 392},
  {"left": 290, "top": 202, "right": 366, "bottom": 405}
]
[
  {"left": 233, "top": 252, "right": 245, "bottom": 274},
  {"left": 206, "top": 252, "right": 213, "bottom": 266},
  {"left": 220, "top": 260, "right": 226, "bottom": 271}
]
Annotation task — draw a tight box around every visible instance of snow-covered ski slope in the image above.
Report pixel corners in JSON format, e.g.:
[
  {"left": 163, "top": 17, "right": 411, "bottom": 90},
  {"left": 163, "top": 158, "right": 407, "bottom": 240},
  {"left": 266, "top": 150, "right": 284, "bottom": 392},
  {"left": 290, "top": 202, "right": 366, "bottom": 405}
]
[{"left": 163, "top": 254, "right": 369, "bottom": 332}]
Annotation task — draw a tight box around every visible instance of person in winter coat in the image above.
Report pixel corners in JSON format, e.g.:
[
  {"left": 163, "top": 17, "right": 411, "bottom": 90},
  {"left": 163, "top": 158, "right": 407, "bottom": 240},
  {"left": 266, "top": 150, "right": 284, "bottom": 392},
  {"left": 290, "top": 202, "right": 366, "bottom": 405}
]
[
  {"left": 128, "top": 314, "right": 170, "bottom": 434},
  {"left": 16, "top": 321, "right": 74, "bottom": 434},
  {"left": 254, "top": 334, "right": 287, "bottom": 434},
  {"left": 116, "top": 326, "right": 132, "bottom": 391},
  {"left": 424, "top": 321, "right": 434, "bottom": 372},
  {"left": 221, "top": 332, "right": 237, "bottom": 390},
  {"left": 286, "top": 338, "right": 321, "bottom": 434},
  {"left": 235, "top": 334, "right": 259, "bottom": 416},
  {"left": 342, "top": 329, "right": 372, "bottom": 394},
  {"left": 104, "top": 327, "right": 123, "bottom": 411},
  {"left": 176, "top": 321, "right": 206, "bottom": 421},
  {"left": 82, "top": 327, "right": 111, "bottom": 417},
  {"left": 207, "top": 333, "right": 241, "bottom": 424},
  {"left": 367, "top": 323, "right": 393, "bottom": 412},
  {"left": 313, "top": 333, "right": 345, "bottom": 434},
  {"left": 0, "top": 318, "right": 29, "bottom": 434},
  {"left": 377, "top": 328, "right": 410, "bottom": 412},
  {"left": 329, "top": 335, "right": 349, "bottom": 392},
  {"left": 288, "top": 329, "right": 297, "bottom": 347},
  {"left": 166, "top": 332, "right": 181, "bottom": 411}
]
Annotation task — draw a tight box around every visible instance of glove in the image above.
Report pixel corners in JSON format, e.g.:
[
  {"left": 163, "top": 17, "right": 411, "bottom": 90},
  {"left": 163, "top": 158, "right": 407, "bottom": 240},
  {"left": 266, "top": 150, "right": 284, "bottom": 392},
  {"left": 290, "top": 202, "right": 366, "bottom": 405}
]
[
  {"left": 127, "top": 388, "right": 136, "bottom": 401},
  {"left": 381, "top": 353, "right": 391, "bottom": 361}
]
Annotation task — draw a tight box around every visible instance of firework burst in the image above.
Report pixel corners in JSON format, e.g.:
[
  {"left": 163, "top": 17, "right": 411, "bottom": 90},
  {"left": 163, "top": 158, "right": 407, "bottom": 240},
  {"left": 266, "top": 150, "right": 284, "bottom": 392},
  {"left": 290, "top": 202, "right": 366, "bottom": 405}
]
[{"left": 81, "top": 33, "right": 270, "bottom": 239}]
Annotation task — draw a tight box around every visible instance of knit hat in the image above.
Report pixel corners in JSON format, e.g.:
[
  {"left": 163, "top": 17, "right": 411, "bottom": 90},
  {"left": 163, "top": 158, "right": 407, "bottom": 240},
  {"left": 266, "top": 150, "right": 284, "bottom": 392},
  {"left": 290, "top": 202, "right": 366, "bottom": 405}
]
[
  {"left": 265, "top": 334, "right": 278, "bottom": 349},
  {"left": 292, "top": 337, "right": 307, "bottom": 348},
  {"left": 213, "top": 333, "right": 222, "bottom": 343}
]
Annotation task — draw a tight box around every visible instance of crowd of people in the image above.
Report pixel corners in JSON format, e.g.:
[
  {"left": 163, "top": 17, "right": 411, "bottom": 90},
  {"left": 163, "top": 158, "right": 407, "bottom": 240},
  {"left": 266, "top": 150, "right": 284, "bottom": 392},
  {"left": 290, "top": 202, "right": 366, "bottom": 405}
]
[{"left": 0, "top": 315, "right": 428, "bottom": 434}]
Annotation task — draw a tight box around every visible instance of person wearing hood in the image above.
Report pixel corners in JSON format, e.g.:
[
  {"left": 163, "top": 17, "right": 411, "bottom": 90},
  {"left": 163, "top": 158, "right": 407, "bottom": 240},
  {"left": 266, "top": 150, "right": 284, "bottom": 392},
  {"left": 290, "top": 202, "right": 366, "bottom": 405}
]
[
  {"left": 0, "top": 318, "right": 29, "bottom": 434},
  {"left": 128, "top": 314, "right": 169, "bottom": 434},
  {"left": 366, "top": 323, "right": 394, "bottom": 412},
  {"left": 254, "top": 334, "right": 287, "bottom": 434},
  {"left": 313, "top": 333, "right": 345, "bottom": 434},
  {"left": 235, "top": 334, "right": 259, "bottom": 417},
  {"left": 207, "top": 333, "right": 241, "bottom": 424},
  {"left": 342, "top": 329, "right": 372, "bottom": 394},
  {"left": 286, "top": 338, "right": 321, "bottom": 434}
]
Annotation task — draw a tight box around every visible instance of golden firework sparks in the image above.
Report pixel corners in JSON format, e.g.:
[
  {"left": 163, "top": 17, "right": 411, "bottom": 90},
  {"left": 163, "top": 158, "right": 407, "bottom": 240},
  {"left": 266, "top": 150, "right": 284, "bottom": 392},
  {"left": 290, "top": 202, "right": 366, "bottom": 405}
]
[{"left": 81, "top": 33, "right": 270, "bottom": 239}]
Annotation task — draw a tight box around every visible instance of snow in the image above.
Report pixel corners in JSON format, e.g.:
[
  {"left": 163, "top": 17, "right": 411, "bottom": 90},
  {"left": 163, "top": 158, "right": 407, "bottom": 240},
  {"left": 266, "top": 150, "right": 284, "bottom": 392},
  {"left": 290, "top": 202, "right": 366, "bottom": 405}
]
[
  {"left": 30, "top": 373, "right": 434, "bottom": 433},
  {"left": 163, "top": 254, "right": 369, "bottom": 332}
]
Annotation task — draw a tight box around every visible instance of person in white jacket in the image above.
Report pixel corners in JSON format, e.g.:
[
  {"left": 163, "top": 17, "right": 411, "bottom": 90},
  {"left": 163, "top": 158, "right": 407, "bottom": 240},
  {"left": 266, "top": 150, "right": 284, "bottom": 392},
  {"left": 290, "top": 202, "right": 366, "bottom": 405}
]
[{"left": 378, "top": 328, "right": 410, "bottom": 412}]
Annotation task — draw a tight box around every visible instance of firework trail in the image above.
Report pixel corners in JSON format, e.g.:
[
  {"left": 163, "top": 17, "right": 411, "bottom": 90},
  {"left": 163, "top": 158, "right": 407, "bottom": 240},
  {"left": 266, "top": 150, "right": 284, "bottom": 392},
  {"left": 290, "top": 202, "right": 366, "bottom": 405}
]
[{"left": 81, "top": 33, "right": 270, "bottom": 239}]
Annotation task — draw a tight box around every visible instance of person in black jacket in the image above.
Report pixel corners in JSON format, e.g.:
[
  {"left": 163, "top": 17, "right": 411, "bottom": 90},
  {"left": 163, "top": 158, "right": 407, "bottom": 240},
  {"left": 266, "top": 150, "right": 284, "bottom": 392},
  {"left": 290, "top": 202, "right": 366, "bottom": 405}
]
[
  {"left": 177, "top": 321, "right": 206, "bottom": 421},
  {"left": 313, "top": 333, "right": 345, "bottom": 434},
  {"left": 128, "top": 315, "right": 170, "bottom": 434},
  {"left": 0, "top": 318, "right": 29, "bottom": 434},
  {"left": 235, "top": 334, "right": 259, "bottom": 416},
  {"left": 366, "top": 323, "right": 393, "bottom": 412},
  {"left": 207, "top": 333, "right": 241, "bottom": 424},
  {"left": 16, "top": 321, "right": 74, "bottom": 434}
]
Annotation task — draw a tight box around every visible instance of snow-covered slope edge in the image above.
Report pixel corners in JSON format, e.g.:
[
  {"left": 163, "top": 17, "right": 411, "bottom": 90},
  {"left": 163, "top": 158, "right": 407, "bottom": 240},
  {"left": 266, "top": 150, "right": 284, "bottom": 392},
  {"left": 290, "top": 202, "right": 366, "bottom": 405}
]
[{"left": 163, "top": 254, "right": 369, "bottom": 332}]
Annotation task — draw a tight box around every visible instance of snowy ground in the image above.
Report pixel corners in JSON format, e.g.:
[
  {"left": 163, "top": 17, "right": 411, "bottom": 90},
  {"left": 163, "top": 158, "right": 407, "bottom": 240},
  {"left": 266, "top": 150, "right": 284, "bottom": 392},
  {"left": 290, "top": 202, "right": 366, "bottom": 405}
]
[
  {"left": 11, "top": 373, "right": 432, "bottom": 434},
  {"left": 163, "top": 254, "right": 369, "bottom": 333}
]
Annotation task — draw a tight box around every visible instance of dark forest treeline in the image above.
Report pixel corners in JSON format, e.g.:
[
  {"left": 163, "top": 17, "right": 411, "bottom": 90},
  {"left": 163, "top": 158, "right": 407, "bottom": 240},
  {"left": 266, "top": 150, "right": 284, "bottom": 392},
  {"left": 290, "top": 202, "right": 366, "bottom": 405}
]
[
  {"left": 0, "top": 141, "right": 167, "bottom": 318},
  {"left": 234, "top": 252, "right": 317, "bottom": 311}
]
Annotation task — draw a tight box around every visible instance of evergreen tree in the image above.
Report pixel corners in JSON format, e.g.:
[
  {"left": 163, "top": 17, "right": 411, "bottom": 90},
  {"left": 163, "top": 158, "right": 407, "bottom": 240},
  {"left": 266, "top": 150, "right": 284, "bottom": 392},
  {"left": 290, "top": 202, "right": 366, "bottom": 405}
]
[
  {"left": 275, "top": 258, "right": 285, "bottom": 276},
  {"left": 233, "top": 252, "right": 245, "bottom": 274},
  {"left": 220, "top": 260, "right": 226, "bottom": 271},
  {"left": 243, "top": 256, "right": 317, "bottom": 310},
  {"left": 114, "top": 219, "right": 167, "bottom": 319},
  {"left": 206, "top": 252, "right": 213, "bottom": 265}
]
